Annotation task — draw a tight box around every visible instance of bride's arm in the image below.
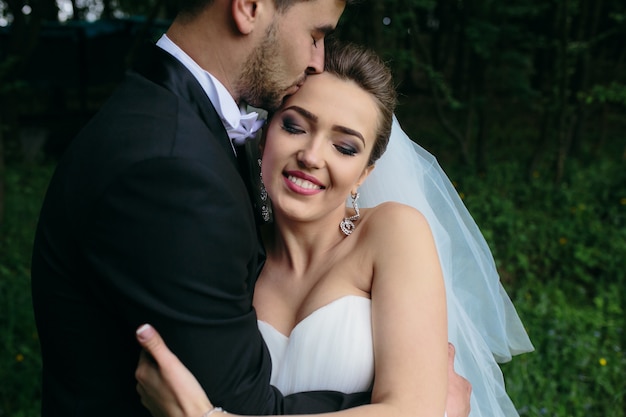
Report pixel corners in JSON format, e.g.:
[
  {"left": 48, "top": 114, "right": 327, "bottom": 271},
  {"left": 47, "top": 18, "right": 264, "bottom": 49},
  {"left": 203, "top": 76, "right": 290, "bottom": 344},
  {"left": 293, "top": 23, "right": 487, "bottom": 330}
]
[{"left": 364, "top": 202, "right": 448, "bottom": 417}]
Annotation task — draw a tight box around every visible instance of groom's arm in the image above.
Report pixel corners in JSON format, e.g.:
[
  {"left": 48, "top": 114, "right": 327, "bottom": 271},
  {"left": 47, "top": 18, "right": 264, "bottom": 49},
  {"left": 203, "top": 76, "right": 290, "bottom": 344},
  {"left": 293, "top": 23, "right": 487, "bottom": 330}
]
[
  {"left": 281, "top": 392, "right": 371, "bottom": 414},
  {"left": 84, "top": 154, "right": 370, "bottom": 414},
  {"left": 135, "top": 326, "right": 470, "bottom": 416},
  {"left": 135, "top": 323, "right": 371, "bottom": 416}
]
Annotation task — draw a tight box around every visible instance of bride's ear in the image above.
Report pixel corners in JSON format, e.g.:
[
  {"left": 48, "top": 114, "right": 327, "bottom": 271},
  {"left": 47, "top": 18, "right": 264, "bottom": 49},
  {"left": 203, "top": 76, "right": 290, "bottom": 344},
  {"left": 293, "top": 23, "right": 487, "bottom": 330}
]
[{"left": 354, "top": 164, "right": 375, "bottom": 192}]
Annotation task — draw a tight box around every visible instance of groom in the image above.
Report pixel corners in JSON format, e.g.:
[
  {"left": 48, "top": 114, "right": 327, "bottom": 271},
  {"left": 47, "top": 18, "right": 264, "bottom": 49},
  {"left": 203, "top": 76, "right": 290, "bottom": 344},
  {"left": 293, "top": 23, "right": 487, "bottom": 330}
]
[{"left": 31, "top": 1, "right": 470, "bottom": 416}]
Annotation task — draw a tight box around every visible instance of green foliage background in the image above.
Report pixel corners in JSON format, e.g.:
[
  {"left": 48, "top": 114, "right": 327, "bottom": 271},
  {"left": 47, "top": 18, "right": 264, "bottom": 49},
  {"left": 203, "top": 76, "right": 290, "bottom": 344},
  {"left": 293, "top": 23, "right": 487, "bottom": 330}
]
[
  {"left": 0, "top": 163, "right": 51, "bottom": 417},
  {"left": 460, "top": 156, "right": 626, "bottom": 416}
]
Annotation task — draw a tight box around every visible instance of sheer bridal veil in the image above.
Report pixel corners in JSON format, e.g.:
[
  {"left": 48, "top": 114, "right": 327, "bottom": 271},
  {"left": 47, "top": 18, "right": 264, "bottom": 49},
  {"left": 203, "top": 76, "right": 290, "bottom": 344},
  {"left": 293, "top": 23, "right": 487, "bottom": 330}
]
[{"left": 358, "top": 116, "right": 534, "bottom": 417}]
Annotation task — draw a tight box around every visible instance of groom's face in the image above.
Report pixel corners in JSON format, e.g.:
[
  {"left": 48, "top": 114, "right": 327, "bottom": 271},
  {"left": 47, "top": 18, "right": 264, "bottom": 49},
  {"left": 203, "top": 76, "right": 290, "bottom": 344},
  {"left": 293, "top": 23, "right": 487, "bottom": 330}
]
[{"left": 237, "top": 0, "right": 345, "bottom": 111}]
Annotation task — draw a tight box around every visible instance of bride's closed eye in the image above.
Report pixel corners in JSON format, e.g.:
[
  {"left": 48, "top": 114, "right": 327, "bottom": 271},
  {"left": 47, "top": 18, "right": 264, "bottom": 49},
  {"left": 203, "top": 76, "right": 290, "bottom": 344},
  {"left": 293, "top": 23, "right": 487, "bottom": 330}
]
[
  {"left": 334, "top": 143, "right": 358, "bottom": 156},
  {"left": 281, "top": 117, "right": 306, "bottom": 135}
]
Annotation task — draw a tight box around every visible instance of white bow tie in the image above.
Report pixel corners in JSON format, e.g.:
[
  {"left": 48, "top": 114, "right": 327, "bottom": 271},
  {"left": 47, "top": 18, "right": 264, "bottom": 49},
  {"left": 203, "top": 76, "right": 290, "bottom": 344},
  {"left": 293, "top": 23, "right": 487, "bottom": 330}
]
[{"left": 227, "top": 110, "right": 266, "bottom": 145}]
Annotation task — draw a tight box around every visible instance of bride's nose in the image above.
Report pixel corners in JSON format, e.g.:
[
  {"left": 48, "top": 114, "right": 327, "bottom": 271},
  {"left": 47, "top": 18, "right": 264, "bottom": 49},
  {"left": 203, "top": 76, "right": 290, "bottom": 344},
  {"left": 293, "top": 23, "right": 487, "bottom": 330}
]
[{"left": 297, "top": 140, "right": 325, "bottom": 169}]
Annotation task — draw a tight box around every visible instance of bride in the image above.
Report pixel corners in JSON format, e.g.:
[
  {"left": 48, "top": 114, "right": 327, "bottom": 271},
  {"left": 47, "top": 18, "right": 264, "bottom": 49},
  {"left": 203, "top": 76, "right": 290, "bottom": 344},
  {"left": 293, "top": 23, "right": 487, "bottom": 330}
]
[{"left": 135, "top": 40, "right": 533, "bottom": 417}]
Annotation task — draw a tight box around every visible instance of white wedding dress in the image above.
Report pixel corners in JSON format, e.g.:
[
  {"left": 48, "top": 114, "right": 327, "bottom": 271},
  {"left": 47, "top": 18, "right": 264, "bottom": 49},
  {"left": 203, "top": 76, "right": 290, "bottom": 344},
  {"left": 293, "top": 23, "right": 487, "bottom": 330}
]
[
  {"left": 258, "top": 295, "right": 374, "bottom": 395},
  {"left": 257, "top": 117, "right": 534, "bottom": 417}
]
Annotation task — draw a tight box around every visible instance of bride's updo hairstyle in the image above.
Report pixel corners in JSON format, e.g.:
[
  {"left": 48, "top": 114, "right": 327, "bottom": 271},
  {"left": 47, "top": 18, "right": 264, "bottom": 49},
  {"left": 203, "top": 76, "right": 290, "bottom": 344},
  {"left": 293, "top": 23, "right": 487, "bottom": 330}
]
[{"left": 323, "top": 39, "right": 397, "bottom": 166}]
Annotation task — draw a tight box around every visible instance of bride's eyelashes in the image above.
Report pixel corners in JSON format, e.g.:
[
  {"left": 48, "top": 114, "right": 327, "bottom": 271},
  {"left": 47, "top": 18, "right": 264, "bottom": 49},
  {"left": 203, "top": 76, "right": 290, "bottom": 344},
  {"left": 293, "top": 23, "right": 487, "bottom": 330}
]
[
  {"left": 280, "top": 117, "right": 306, "bottom": 135},
  {"left": 334, "top": 143, "right": 358, "bottom": 156}
]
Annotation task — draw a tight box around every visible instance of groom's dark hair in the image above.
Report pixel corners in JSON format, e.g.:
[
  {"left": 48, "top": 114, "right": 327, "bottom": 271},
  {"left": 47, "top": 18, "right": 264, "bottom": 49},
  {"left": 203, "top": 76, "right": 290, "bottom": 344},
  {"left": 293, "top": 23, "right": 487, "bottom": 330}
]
[{"left": 177, "top": 0, "right": 355, "bottom": 17}]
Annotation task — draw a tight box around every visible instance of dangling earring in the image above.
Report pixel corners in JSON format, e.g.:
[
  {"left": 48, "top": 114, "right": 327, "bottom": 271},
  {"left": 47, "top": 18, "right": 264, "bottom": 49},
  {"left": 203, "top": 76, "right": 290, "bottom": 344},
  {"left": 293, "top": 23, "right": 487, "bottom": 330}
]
[
  {"left": 340, "top": 192, "right": 360, "bottom": 236},
  {"left": 258, "top": 158, "right": 272, "bottom": 222}
]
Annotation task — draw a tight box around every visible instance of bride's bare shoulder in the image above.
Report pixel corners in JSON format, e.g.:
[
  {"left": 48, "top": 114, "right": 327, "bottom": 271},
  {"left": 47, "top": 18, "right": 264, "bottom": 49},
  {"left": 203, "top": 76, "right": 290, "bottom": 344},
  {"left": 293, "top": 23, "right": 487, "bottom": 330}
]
[
  {"left": 359, "top": 203, "right": 436, "bottom": 260},
  {"left": 364, "top": 201, "right": 426, "bottom": 219},
  {"left": 362, "top": 202, "right": 430, "bottom": 236}
]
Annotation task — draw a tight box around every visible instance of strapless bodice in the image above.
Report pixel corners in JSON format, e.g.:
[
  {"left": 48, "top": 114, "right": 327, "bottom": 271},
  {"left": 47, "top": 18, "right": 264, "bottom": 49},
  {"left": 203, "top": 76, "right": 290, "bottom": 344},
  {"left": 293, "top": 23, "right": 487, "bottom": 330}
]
[{"left": 258, "top": 295, "right": 374, "bottom": 395}]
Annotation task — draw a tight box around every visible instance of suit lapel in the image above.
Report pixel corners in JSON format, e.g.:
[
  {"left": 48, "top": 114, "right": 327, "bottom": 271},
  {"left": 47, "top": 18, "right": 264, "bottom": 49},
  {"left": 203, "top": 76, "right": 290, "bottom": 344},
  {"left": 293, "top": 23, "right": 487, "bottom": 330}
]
[
  {"left": 131, "top": 43, "right": 236, "bottom": 165},
  {"left": 131, "top": 43, "right": 267, "bottom": 270}
]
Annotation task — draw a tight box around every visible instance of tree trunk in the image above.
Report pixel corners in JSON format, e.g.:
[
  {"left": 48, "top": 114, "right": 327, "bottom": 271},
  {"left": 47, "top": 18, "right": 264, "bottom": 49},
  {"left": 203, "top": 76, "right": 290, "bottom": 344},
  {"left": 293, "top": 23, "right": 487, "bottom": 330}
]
[
  {"left": 5, "top": 0, "right": 28, "bottom": 54},
  {"left": 528, "top": 2, "right": 558, "bottom": 179},
  {"left": 528, "top": 109, "right": 552, "bottom": 179},
  {"left": 125, "top": 0, "right": 165, "bottom": 66},
  {"left": 403, "top": 0, "right": 471, "bottom": 165},
  {"left": 102, "top": 0, "right": 114, "bottom": 19},
  {"left": 571, "top": 0, "right": 604, "bottom": 156},
  {"left": 0, "top": 116, "right": 5, "bottom": 227},
  {"left": 70, "top": 0, "right": 82, "bottom": 20},
  {"left": 32, "top": 0, "right": 59, "bottom": 21},
  {"left": 450, "top": 3, "right": 466, "bottom": 101},
  {"left": 555, "top": 0, "right": 572, "bottom": 184}
]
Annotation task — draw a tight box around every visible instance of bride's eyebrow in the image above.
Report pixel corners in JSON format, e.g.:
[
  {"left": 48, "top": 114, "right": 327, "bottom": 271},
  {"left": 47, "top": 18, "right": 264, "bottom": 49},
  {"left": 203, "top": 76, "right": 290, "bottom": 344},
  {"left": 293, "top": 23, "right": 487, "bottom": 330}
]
[
  {"left": 283, "top": 106, "right": 317, "bottom": 122},
  {"left": 332, "top": 125, "right": 365, "bottom": 146}
]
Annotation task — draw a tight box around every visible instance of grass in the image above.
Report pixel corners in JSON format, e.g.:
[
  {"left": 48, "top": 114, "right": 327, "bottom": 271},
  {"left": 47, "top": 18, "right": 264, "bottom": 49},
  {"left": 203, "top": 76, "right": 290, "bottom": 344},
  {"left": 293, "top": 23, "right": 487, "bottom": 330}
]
[
  {"left": 501, "top": 280, "right": 625, "bottom": 416},
  {"left": 0, "top": 162, "right": 52, "bottom": 417}
]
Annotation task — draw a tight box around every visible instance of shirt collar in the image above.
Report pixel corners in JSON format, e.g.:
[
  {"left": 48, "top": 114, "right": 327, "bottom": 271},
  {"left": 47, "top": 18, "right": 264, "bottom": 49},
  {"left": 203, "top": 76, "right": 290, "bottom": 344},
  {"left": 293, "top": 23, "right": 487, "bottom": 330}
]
[{"left": 156, "top": 34, "right": 264, "bottom": 148}]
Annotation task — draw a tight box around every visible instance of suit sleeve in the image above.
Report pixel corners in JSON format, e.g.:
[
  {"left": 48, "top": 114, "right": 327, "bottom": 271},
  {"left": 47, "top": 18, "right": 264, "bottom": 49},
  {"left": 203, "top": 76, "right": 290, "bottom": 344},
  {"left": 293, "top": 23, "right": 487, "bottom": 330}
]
[{"left": 79, "top": 156, "right": 370, "bottom": 414}]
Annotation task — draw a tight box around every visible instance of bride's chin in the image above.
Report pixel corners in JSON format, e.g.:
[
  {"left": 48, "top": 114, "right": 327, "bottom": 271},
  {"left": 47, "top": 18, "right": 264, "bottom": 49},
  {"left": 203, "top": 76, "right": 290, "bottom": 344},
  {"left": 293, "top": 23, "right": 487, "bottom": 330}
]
[{"left": 269, "top": 201, "right": 307, "bottom": 223}]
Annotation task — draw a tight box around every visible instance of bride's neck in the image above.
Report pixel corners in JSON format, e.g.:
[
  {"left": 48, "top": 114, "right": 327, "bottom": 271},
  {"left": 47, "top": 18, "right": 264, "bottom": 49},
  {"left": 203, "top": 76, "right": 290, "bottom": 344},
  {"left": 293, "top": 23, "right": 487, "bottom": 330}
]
[{"left": 262, "top": 216, "right": 346, "bottom": 274}]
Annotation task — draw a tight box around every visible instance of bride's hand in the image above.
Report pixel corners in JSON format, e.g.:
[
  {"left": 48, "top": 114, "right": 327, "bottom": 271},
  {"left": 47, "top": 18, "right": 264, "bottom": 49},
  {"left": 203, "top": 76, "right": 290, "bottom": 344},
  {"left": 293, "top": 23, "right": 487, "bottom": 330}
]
[
  {"left": 445, "top": 343, "right": 472, "bottom": 417},
  {"left": 135, "top": 324, "right": 213, "bottom": 417}
]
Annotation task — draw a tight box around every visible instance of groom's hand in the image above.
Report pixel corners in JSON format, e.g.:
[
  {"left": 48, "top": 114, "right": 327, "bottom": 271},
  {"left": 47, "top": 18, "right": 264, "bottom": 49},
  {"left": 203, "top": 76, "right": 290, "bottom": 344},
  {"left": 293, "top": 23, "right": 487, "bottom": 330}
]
[
  {"left": 446, "top": 343, "right": 472, "bottom": 417},
  {"left": 135, "top": 324, "right": 213, "bottom": 417}
]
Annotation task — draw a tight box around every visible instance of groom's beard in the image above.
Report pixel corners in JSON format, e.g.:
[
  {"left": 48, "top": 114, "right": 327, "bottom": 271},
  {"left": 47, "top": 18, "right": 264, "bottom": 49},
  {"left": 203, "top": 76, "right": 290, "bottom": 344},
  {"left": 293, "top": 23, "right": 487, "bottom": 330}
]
[{"left": 238, "top": 21, "right": 300, "bottom": 112}]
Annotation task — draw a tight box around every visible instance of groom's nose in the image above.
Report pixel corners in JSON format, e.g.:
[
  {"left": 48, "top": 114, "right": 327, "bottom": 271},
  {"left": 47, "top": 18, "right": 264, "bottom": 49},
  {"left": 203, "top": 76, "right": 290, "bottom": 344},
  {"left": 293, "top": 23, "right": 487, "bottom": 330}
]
[{"left": 306, "top": 42, "right": 325, "bottom": 74}]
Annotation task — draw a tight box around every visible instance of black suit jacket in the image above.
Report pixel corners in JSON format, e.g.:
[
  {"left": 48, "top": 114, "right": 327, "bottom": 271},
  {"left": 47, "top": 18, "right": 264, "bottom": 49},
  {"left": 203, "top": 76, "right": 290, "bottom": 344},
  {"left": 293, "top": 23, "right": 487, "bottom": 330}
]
[{"left": 31, "top": 44, "right": 369, "bottom": 416}]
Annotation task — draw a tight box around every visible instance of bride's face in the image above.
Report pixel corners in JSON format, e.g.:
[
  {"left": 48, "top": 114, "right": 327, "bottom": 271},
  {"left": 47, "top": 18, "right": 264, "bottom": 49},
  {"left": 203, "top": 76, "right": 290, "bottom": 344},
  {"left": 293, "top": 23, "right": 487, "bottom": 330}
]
[{"left": 261, "top": 72, "right": 378, "bottom": 223}]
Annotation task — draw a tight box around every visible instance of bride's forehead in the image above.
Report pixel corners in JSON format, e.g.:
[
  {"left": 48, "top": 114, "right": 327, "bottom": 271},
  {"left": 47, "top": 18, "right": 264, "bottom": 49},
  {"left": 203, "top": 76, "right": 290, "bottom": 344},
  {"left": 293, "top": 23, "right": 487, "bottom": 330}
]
[
  {"left": 300, "top": 72, "right": 349, "bottom": 93},
  {"left": 290, "top": 74, "right": 372, "bottom": 113}
]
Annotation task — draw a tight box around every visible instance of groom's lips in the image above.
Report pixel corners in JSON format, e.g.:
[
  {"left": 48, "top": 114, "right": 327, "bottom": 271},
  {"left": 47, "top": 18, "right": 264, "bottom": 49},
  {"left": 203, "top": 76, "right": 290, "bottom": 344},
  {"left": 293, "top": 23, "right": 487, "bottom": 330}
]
[
  {"left": 286, "top": 82, "right": 303, "bottom": 96},
  {"left": 286, "top": 77, "right": 307, "bottom": 96}
]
